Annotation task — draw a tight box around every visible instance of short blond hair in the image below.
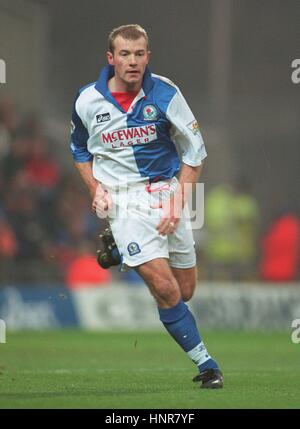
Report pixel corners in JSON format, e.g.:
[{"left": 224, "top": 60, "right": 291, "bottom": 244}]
[{"left": 108, "top": 24, "right": 149, "bottom": 53}]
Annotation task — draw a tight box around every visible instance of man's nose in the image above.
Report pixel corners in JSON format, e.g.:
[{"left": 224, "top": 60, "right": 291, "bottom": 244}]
[{"left": 129, "top": 54, "right": 137, "bottom": 66}]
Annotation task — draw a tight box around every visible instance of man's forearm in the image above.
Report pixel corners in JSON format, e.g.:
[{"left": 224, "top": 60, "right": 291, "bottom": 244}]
[
  {"left": 177, "top": 163, "right": 204, "bottom": 206},
  {"left": 74, "top": 161, "right": 99, "bottom": 199}
]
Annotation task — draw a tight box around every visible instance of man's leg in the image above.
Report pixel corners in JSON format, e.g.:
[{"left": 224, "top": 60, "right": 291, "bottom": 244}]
[
  {"left": 135, "top": 258, "right": 181, "bottom": 308},
  {"left": 135, "top": 258, "right": 223, "bottom": 388},
  {"left": 171, "top": 266, "right": 197, "bottom": 302}
]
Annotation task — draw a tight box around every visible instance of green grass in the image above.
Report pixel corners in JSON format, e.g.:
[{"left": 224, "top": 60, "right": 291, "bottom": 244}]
[{"left": 0, "top": 330, "right": 299, "bottom": 409}]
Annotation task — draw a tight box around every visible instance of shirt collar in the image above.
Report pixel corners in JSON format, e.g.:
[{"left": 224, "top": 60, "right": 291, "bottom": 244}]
[{"left": 95, "top": 64, "right": 154, "bottom": 102}]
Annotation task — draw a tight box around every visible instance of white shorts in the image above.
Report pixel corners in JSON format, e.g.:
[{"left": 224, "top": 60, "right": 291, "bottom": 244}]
[{"left": 105, "top": 177, "right": 196, "bottom": 270}]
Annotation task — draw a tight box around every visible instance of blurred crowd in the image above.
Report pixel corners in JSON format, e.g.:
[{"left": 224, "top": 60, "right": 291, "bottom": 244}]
[
  {"left": 201, "top": 182, "right": 300, "bottom": 282},
  {"left": 0, "top": 97, "right": 111, "bottom": 286},
  {"left": 0, "top": 98, "right": 299, "bottom": 286}
]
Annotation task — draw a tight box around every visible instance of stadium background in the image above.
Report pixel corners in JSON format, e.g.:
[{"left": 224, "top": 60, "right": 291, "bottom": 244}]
[{"left": 0, "top": 0, "right": 300, "bottom": 409}]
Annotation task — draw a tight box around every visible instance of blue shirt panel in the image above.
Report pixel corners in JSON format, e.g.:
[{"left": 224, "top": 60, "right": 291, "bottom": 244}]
[{"left": 127, "top": 78, "right": 180, "bottom": 181}]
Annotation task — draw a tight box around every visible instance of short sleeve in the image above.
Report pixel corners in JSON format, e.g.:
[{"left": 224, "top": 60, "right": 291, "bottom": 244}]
[
  {"left": 166, "top": 89, "right": 207, "bottom": 166},
  {"left": 70, "top": 93, "right": 93, "bottom": 163}
]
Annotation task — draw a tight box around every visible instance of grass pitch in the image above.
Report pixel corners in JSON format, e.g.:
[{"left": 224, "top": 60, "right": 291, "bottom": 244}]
[{"left": 0, "top": 330, "right": 299, "bottom": 409}]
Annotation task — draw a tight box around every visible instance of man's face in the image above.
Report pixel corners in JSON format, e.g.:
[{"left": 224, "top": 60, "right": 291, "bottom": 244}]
[{"left": 107, "top": 36, "right": 150, "bottom": 89}]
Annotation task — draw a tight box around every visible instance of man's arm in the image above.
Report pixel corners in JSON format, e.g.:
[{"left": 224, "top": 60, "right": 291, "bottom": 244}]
[
  {"left": 74, "top": 161, "right": 111, "bottom": 215},
  {"left": 152, "top": 84, "right": 207, "bottom": 235},
  {"left": 71, "top": 93, "right": 97, "bottom": 200},
  {"left": 70, "top": 94, "right": 110, "bottom": 214},
  {"left": 166, "top": 87, "right": 207, "bottom": 169},
  {"left": 74, "top": 160, "right": 98, "bottom": 199},
  {"left": 177, "top": 162, "right": 203, "bottom": 207},
  {"left": 152, "top": 162, "right": 204, "bottom": 236}
]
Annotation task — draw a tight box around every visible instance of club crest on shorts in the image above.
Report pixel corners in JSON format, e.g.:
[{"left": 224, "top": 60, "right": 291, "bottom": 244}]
[
  {"left": 143, "top": 105, "right": 158, "bottom": 121},
  {"left": 127, "top": 242, "right": 141, "bottom": 256}
]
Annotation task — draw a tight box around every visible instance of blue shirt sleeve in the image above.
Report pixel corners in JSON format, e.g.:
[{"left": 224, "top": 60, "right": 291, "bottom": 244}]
[{"left": 70, "top": 93, "right": 93, "bottom": 163}]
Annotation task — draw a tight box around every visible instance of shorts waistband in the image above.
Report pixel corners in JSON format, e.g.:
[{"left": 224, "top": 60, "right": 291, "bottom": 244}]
[{"left": 102, "top": 177, "right": 178, "bottom": 194}]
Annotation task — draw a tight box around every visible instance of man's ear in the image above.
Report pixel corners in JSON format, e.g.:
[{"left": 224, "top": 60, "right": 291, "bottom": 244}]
[
  {"left": 106, "top": 51, "right": 114, "bottom": 65},
  {"left": 146, "top": 50, "right": 151, "bottom": 64}
]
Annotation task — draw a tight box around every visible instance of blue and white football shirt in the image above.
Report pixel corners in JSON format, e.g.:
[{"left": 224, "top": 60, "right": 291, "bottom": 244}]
[{"left": 70, "top": 65, "right": 207, "bottom": 188}]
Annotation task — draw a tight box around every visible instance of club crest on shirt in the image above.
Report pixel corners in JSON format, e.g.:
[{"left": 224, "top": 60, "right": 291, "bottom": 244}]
[
  {"left": 127, "top": 242, "right": 141, "bottom": 256},
  {"left": 187, "top": 120, "right": 201, "bottom": 136},
  {"left": 143, "top": 105, "right": 158, "bottom": 121}
]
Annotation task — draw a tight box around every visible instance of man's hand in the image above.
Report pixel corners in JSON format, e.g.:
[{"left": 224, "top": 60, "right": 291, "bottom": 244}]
[
  {"left": 150, "top": 189, "right": 184, "bottom": 236},
  {"left": 92, "top": 184, "right": 112, "bottom": 218},
  {"left": 151, "top": 164, "right": 203, "bottom": 236}
]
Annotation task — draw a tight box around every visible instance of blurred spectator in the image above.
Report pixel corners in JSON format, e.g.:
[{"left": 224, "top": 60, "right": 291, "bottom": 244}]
[
  {"left": 3, "top": 181, "right": 48, "bottom": 260},
  {"left": 231, "top": 176, "right": 260, "bottom": 280},
  {"left": 0, "top": 212, "right": 18, "bottom": 283},
  {"left": 0, "top": 97, "right": 105, "bottom": 284},
  {"left": 65, "top": 242, "right": 111, "bottom": 288},
  {"left": 260, "top": 210, "right": 300, "bottom": 282},
  {"left": 0, "top": 214, "right": 18, "bottom": 259},
  {"left": 204, "top": 184, "right": 237, "bottom": 280},
  {"left": 1, "top": 136, "right": 31, "bottom": 183},
  {"left": 204, "top": 178, "right": 260, "bottom": 281},
  {"left": 17, "top": 112, "right": 43, "bottom": 139},
  {"left": 0, "top": 97, "right": 19, "bottom": 137},
  {"left": 23, "top": 136, "right": 60, "bottom": 193},
  {"left": 42, "top": 185, "right": 101, "bottom": 273},
  {"left": 0, "top": 120, "right": 10, "bottom": 161}
]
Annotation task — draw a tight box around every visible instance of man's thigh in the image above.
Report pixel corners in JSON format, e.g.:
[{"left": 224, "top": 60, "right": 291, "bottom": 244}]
[{"left": 109, "top": 209, "right": 169, "bottom": 268}]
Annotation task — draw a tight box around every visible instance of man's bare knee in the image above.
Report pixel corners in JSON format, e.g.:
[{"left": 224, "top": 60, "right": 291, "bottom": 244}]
[
  {"left": 181, "top": 281, "right": 196, "bottom": 301},
  {"left": 136, "top": 259, "right": 181, "bottom": 307},
  {"left": 171, "top": 267, "right": 197, "bottom": 302},
  {"left": 146, "top": 273, "right": 180, "bottom": 306}
]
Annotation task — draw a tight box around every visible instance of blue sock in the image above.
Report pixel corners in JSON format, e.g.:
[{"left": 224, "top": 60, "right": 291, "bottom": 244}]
[{"left": 158, "top": 299, "right": 219, "bottom": 372}]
